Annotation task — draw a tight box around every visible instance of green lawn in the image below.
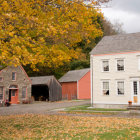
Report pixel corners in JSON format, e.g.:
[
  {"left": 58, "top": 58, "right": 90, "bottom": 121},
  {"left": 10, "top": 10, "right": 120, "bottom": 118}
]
[
  {"left": 65, "top": 105, "right": 128, "bottom": 111},
  {"left": 0, "top": 115, "right": 140, "bottom": 140}
]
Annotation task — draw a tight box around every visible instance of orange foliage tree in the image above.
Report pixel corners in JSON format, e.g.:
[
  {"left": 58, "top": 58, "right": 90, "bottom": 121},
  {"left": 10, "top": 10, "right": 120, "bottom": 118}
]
[{"left": 0, "top": 0, "right": 104, "bottom": 70}]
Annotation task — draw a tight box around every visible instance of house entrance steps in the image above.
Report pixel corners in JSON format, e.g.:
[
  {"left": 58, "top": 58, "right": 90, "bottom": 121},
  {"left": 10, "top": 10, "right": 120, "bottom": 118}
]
[{"left": 127, "top": 105, "right": 140, "bottom": 110}]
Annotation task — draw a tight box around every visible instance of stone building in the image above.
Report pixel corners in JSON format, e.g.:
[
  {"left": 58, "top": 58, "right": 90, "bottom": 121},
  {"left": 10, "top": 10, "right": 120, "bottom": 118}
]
[{"left": 0, "top": 65, "right": 31, "bottom": 104}]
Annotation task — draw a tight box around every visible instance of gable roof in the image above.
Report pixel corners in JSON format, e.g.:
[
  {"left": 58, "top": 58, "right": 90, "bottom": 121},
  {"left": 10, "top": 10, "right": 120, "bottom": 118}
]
[
  {"left": 0, "top": 65, "right": 31, "bottom": 83},
  {"left": 19, "top": 65, "right": 32, "bottom": 83},
  {"left": 90, "top": 32, "right": 140, "bottom": 55},
  {"left": 30, "top": 76, "right": 54, "bottom": 85},
  {"left": 59, "top": 68, "right": 90, "bottom": 83}
]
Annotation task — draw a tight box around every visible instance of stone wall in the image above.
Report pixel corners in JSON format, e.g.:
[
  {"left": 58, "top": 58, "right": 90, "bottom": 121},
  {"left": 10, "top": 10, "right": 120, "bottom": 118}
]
[{"left": 0, "top": 66, "right": 31, "bottom": 103}]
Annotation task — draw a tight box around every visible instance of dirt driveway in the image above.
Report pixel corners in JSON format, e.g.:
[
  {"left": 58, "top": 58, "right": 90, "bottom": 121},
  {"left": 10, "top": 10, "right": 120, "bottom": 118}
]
[{"left": 0, "top": 100, "right": 90, "bottom": 116}]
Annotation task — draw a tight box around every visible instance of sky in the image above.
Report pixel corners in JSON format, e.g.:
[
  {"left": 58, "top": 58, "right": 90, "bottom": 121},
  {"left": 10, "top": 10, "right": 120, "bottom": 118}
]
[{"left": 102, "top": 0, "right": 140, "bottom": 33}]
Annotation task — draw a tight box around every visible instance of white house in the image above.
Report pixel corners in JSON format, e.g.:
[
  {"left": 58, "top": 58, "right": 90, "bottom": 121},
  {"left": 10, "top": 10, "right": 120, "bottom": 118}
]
[{"left": 90, "top": 32, "right": 140, "bottom": 108}]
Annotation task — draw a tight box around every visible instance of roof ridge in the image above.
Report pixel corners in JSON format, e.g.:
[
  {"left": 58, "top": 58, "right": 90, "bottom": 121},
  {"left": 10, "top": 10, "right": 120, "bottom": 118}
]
[
  {"left": 90, "top": 32, "right": 140, "bottom": 55},
  {"left": 104, "top": 32, "right": 140, "bottom": 38},
  {"left": 30, "top": 75, "right": 54, "bottom": 78},
  {"left": 59, "top": 68, "right": 90, "bottom": 82},
  {"left": 68, "top": 68, "right": 90, "bottom": 72}
]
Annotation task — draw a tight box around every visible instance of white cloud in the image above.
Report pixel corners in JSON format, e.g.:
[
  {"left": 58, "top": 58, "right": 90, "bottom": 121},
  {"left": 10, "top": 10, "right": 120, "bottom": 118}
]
[{"left": 102, "top": 0, "right": 140, "bottom": 33}]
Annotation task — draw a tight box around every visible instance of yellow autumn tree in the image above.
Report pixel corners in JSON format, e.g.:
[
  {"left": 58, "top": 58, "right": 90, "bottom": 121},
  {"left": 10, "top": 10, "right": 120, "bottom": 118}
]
[{"left": 0, "top": 0, "right": 104, "bottom": 70}]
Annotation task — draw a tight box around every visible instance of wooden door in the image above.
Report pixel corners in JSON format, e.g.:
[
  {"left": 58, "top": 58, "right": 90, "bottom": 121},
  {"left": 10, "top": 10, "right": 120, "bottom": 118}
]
[
  {"left": 11, "top": 89, "right": 18, "bottom": 104},
  {"left": 132, "top": 81, "right": 140, "bottom": 104}
]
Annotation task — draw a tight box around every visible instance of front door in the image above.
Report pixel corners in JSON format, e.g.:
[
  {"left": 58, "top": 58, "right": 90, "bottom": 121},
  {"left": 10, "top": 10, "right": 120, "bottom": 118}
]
[
  {"left": 9, "top": 89, "right": 18, "bottom": 104},
  {"left": 132, "top": 81, "right": 140, "bottom": 104}
]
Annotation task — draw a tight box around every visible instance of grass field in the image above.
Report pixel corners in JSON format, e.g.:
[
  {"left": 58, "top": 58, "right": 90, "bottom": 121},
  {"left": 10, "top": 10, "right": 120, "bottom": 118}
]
[
  {"left": 65, "top": 105, "right": 128, "bottom": 111},
  {"left": 0, "top": 115, "right": 140, "bottom": 140},
  {"left": 59, "top": 105, "right": 128, "bottom": 115}
]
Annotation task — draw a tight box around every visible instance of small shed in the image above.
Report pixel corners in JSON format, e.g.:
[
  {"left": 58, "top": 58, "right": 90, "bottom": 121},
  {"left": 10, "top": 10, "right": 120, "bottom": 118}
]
[
  {"left": 59, "top": 68, "right": 90, "bottom": 100},
  {"left": 30, "top": 76, "right": 62, "bottom": 102}
]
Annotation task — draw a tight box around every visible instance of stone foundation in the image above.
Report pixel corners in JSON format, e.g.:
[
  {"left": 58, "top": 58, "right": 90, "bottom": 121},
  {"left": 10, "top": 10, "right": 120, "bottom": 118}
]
[{"left": 91, "top": 103, "right": 128, "bottom": 109}]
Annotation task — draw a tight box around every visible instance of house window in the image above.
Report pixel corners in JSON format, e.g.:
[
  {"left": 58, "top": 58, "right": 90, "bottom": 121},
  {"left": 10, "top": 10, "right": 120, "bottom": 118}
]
[
  {"left": 12, "top": 72, "right": 16, "bottom": 81},
  {"left": 0, "top": 77, "right": 3, "bottom": 82},
  {"left": 117, "top": 60, "right": 124, "bottom": 71},
  {"left": 117, "top": 81, "right": 124, "bottom": 95},
  {"left": 0, "top": 87, "right": 3, "bottom": 100},
  {"left": 102, "top": 81, "right": 109, "bottom": 95},
  {"left": 22, "top": 87, "right": 27, "bottom": 98},
  {"left": 102, "top": 60, "right": 109, "bottom": 72},
  {"left": 11, "top": 90, "right": 16, "bottom": 96}
]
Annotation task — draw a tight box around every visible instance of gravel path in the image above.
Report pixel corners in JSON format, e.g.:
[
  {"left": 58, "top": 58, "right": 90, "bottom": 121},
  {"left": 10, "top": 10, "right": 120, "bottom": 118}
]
[
  {"left": 1, "top": 100, "right": 140, "bottom": 118},
  {"left": 0, "top": 100, "right": 90, "bottom": 116}
]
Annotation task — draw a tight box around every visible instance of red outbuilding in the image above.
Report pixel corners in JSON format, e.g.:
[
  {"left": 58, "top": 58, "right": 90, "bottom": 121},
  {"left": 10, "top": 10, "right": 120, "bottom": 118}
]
[{"left": 59, "top": 68, "right": 90, "bottom": 100}]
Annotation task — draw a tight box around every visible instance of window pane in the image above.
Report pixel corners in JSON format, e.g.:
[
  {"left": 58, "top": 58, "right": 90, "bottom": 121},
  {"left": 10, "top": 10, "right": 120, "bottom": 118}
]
[
  {"left": 12, "top": 72, "right": 16, "bottom": 80},
  {"left": 133, "top": 81, "right": 137, "bottom": 95},
  {"left": 103, "top": 82, "right": 109, "bottom": 95},
  {"left": 118, "top": 60, "right": 123, "bottom": 66},
  {"left": 0, "top": 77, "right": 3, "bottom": 82},
  {"left": 0, "top": 87, "right": 3, "bottom": 93},
  {"left": 0, "top": 94, "right": 3, "bottom": 100},
  {"left": 11, "top": 90, "right": 16, "bottom": 96},
  {"left": 103, "top": 82, "right": 109, "bottom": 89},
  {"left": 117, "top": 81, "right": 124, "bottom": 95},
  {"left": 22, "top": 87, "right": 27, "bottom": 98},
  {"left": 0, "top": 87, "right": 3, "bottom": 100},
  {"left": 103, "top": 61, "right": 109, "bottom": 71},
  {"left": 117, "top": 60, "right": 124, "bottom": 71}
]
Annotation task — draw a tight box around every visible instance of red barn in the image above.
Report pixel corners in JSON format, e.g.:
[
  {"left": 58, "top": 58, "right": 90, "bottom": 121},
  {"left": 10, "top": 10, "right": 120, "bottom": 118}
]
[{"left": 59, "top": 68, "right": 90, "bottom": 100}]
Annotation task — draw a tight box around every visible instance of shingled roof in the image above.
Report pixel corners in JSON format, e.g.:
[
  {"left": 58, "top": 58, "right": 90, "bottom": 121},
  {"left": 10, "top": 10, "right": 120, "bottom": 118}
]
[
  {"left": 30, "top": 76, "right": 54, "bottom": 85},
  {"left": 90, "top": 32, "right": 140, "bottom": 55},
  {"left": 59, "top": 68, "right": 90, "bottom": 83}
]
